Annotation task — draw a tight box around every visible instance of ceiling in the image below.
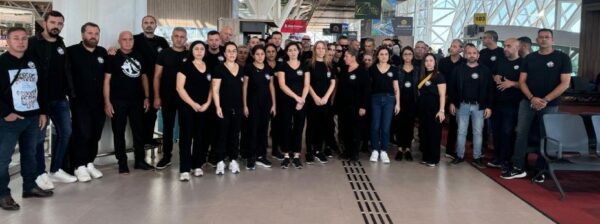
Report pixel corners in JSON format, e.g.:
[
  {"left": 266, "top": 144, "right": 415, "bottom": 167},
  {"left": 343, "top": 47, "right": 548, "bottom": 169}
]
[{"left": 307, "top": 0, "right": 357, "bottom": 31}]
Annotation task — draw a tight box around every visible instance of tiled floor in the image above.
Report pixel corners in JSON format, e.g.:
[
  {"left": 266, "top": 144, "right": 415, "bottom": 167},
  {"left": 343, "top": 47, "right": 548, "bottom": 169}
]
[{"left": 2, "top": 147, "right": 554, "bottom": 224}]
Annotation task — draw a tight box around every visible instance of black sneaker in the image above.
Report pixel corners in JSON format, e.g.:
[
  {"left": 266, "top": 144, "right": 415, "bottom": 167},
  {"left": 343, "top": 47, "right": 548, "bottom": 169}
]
[
  {"left": 404, "top": 151, "right": 413, "bottom": 161},
  {"left": 292, "top": 158, "right": 303, "bottom": 169},
  {"left": 532, "top": 173, "right": 546, "bottom": 183},
  {"left": 324, "top": 149, "right": 333, "bottom": 158},
  {"left": 450, "top": 158, "right": 464, "bottom": 165},
  {"left": 272, "top": 150, "right": 285, "bottom": 161},
  {"left": 500, "top": 163, "right": 511, "bottom": 175},
  {"left": 486, "top": 160, "right": 502, "bottom": 168},
  {"left": 501, "top": 167, "right": 527, "bottom": 179},
  {"left": 281, "top": 157, "right": 290, "bottom": 169},
  {"left": 256, "top": 157, "right": 272, "bottom": 168},
  {"left": 305, "top": 154, "right": 315, "bottom": 165},
  {"left": 155, "top": 158, "right": 172, "bottom": 170},
  {"left": 472, "top": 158, "right": 486, "bottom": 169},
  {"left": 118, "top": 161, "right": 130, "bottom": 174},
  {"left": 246, "top": 158, "right": 256, "bottom": 170},
  {"left": 315, "top": 152, "right": 329, "bottom": 164},
  {"left": 394, "top": 151, "right": 403, "bottom": 161}
]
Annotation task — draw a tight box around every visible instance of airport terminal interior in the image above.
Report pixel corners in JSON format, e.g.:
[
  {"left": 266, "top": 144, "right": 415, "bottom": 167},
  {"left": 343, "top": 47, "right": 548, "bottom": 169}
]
[{"left": 1, "top": 0, "right": 600, "bottom": 224}]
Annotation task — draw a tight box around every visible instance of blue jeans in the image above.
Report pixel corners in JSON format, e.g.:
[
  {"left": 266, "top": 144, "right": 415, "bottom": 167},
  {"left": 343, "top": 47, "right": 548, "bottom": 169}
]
[
  {"left": 0, "top": 116, "right": 40, "bottom": 197},
  {"left": 456, "top": 102, "right": 484, "bottom": 159},
  {"left": 370, "top": 94, "right": 395, "bottom": 152},
  {"left": 37, "top": 99, "right": 73, "bottom": 174},
  {"left": 511, "top": 100, "right": 558, "bottom": 170}
]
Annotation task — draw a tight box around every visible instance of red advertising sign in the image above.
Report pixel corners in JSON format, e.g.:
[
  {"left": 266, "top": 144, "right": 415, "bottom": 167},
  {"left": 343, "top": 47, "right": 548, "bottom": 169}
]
[{"left": 281, "top": 20, "right": 307, "bottom": 33}]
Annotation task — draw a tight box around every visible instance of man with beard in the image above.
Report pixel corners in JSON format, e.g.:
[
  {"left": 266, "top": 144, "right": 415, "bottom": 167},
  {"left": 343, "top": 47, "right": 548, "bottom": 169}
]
[
  {"left": 205, "top": 31, "right": 225, "bottom": 73},
  {"left": 66, "top": 22, "right": 107, "bottom": 182},
  {"left": 413, "top": 41, "right": 427, "bottom": 67},
  {"left": 270, "top": 31, "right": 285, "bottom": 62},
  {"left": 382, "top": 38, "right": 401, "bottom": 66},
  {"left": 27, "top": 10, "right": 77, "bottom": 189},
  {"left": 300, "top": 35, "right": 312, "bottom": 63}
]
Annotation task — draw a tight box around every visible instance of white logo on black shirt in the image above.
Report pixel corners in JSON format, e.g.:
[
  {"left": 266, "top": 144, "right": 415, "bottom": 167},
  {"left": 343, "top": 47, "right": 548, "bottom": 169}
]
[
  {"left": 27, "top": 61, "right": 35, "bottom": 69},
  {"left": 404, "top": 81, "right": 411, "bottom": 88},
  {"left": 513, "top": 65, "right": 519, "bottom": 70},
  {"left": 471, "top": 73, "right": 479, "bottom": 79},
  {"left": 327, "top": 72, "right": 331, "bottom": 78},
  {"left": 57, "top": 47, "right": 64, "bottom": 55},
  {"left": 218, "top": 56, "right": 224, "bottom": 62},
  {"left": 490, "top": 56, "right": 497, "bottom": 61},
  {"left": 296, "top": 70, "right": 303, "bottom": 76},
  {"left": 182, "top": 58, "right": 187, "bottom": 63},
  {"left": 121, "top": 58, "right": 141, "bottom": 78},
  {"left": 9, "top": 68, "right": 40, "bottom": 112},
  {"left": 350, "top": 74, "right": 356, "bottom": 80},
  {"left": 265, "top": 74, "right": 271, "bottom": 80},
  {"left": 240, "top": 76, "right": 244, "bottom": 82},
  {"left": 97, "top": 57, "right": 104, "bottom": 64},
  {"left": 547, "top": 61, "right": 554, "bottom": 68},
  {"left": 387, "top": 72, "right": 393, "bottom": 78},
  {"left": 157, "top": 47, "right": 163, "bottom": 53},
  {"left": 277, "top": 58, "right": 284, "bottom": 62}
]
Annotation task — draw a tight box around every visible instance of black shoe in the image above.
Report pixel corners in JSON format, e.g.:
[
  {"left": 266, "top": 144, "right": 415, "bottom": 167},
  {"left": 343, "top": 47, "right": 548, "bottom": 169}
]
[
  {"left": 281, "top": 157, "right": 290, "bottom": 169},
  {"left": 246, "top": 158, "right": 256, "bottom": 170},
  {"left": 305, "top": 154, "right": 315, "bottom": 165},
  {"left": 472, "top": 158, "right": 486, "bottom": 169},
  {"left": 118, "top": 162, "right": 130, "bottom": 174},
  {"left": 272, "top": 150, "right": 285, "bottom": 161},
  {"left": 486, "top": 160, "right": 502, "bottom": 168},
  {"left": 532, "top": 172, "right": 546, "bottom": 183},
  {"left": 450, "top": 157, "right": 464, "bottom": 165},
  {"left": 256, "top": 156, "right": 272, "bottom": 168},
  {"left": 0, "top": 196, "right": 20, "bottom": 211},
  {"left": 394, "top": 151, "right": 403, "bottom": 161},
  {"left": 315, "top": 152, "right": 329, "bottom": 164},
  {"left": 22, "top": 187, "right": 53, "bottom": 198},
  {"left": 292, "top": 157, "right": 303, "bottom": 169},
  {"left": 323, "top": 148, "right": 333, "bottom": 158},
  {"left": 501, "top": 167, "right": 527, "bottom": 179},
  {"left": 134, "top": 161, "right": 154, "bottom": 170},
  {"left": 500, "top": 163, "right": 511, "bottom": 175},
  {"left": 404, "top": 151, "right": 413, "bottom": 161},
  {"left": 155, "top": 158, "right": 172, "bottom": 170}
]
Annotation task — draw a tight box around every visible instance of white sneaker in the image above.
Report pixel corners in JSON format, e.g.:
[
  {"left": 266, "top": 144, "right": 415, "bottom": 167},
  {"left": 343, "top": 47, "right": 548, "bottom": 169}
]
[
  {"left": 179, "top": 172, "right": 191, "bottom": 181},
  {"left": 74, "top": 166, "right": 92, "bottom": 182},
  {"left": 35, "top": 174, "right": 53, "bottom": 190},
  {"left": 370, "top": 151, "right": 380, "bottom": 162},
  {"left": 49, "top": 169, "right": 77, "bottom": 183},
  {"left": 380, "top": 151, "right": 390, "bottom": 164},
  {"left": 193, "top": 168, "right": 204, "bottom": 177},
  {"left": 229, "top": 160, "right": 240, "bottom": 174},
  {"left": 41, "top": 173, "right": 54, "bottom": 189},
  {"left": 215, "top": 161, "right": 225, "bottom": 175},
  {"left": 86, "top": 163, "right": 103, "bottom": 179}
]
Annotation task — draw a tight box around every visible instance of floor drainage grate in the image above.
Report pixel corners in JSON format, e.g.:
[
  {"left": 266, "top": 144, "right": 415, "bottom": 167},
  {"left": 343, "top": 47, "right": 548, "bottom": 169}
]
[{"left": 343, "top": 161, "right": 394, "bottom": 224}]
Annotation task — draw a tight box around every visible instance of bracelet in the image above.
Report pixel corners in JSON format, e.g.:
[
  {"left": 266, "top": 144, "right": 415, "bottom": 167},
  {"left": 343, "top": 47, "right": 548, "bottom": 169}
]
[{"left": 528, "top": 96, "right": 534, "bottom": 101}]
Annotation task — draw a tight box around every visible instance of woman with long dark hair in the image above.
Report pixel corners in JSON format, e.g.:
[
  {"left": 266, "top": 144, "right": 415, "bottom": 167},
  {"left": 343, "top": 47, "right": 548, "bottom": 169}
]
[
  {"left": 242, "top": 45, "right": 276, "bottom": 169},
  {"left": 212, "top": 42, "right": 244, "bottom": 175},
  {"left": 275, "top": 42, "right": 310, "bottom": 169},
  {"left": 417, "top": 53, "right": 446, "bottom": 167},
  {"left": 369, "top": 47, "right": 400, "bottom": 164},
  {"left": 393, "top": 46, "right": 419, "bottom": 161}
]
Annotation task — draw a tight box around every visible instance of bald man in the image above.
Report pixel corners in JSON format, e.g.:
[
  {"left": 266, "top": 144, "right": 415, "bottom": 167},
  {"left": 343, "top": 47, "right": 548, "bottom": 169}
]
[
  {"left": 220, "top": 26, "right": 233, "bottom": 45},
  {"left": 488, "top": 38, "right": 522, "bottom": 170},
  {"left": 104, "top": 31, "right": 154, "bottom": 174}
]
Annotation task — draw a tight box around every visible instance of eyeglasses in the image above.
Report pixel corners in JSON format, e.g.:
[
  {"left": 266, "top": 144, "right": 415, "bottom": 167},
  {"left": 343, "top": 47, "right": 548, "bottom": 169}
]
[{"left": 302, "top": 39, "right": 310, "bottom": 41}]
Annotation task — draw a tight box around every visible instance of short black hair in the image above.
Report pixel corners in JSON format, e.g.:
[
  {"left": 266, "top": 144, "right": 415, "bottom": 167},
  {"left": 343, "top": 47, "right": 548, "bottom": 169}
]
[
  {"left": 338, "top": 36, "right": 348, "bottom": 41},
  {"left": 44, "top": 11, "right": 64, "bottom": 22},
  {"left": 517, "top": 36, "right": 532, "bottom": 46},
  {"left": 538, "top": 28, "right": 553, "bottom": 37},
  {"left": 271, "top": 31, "right": 282, "bottom": 37},
  {"left": 207, "top": 30, "right": 220, "bottom": 37},
  {"left": 81, "top": 22, "right": 100, "bottom": 33},
  {"left": 7, "top": 27, "right": 27, "bottom": 37},
  {"left": 464, "top": 43, "right": 478, "bottom": 51},
  {"left": 484, "top": 30, "right": 499, "bottom": 42}
]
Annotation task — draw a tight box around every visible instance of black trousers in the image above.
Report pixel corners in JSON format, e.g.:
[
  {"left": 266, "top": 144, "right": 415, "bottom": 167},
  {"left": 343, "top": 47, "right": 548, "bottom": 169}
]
[
  {"left": 143, "top": 101, "right": 158, "bottom": 144},
  {"left": 446, "top": 113, "right": 458, "bottom": 155},
  {"left": 270, "top": 99, "right": 283, "bottom": 155},
  {"left": 111, "top": 100, "right": 145, "bottom": 162},
  {"left": 70, "top": 101, "right": 106, "bottom": 168},
  {"left": 418, "top": 100, "right": 442, "bottom": 164},
  {"left": 324, "top": 109, "right": 339, "bottom": 151},
  {"left": 247, "top": 104, "right": 271, "bottom": 159},
  {"left": 178, "top": 106, "right": 209, "bottom": 172},
  {"left": 338, "top": 106, "right": 361, "bottom": 160},
  {"left": 239, "top": 115, "right": 250, "bottom": 159},
  {"left": 279, "top": 100, "right": 306, "bottom": 153},
  {"left": 393, "top": 102, "right": 417, "bottom": 148},
  {"left": 159, "top": 100, "right": 177, "bottom": 160},
  {"left": 215, "top": 107, "right": 242, "bottom": 161},
  {"left": 306, "top": 103, "right": 331, "bottom": 155}
]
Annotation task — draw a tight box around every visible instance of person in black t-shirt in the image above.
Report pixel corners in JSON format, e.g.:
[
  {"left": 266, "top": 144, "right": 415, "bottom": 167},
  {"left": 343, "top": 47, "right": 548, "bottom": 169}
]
[
  {"left": 392, "top": 46, "right": 420, "bottom": 161},
  {"left": 437, "top": 39, "right": 465, "bottom": 160},
  {"left": 203, "top": 30, "right": 224, "bottom": 166},
  {"left": 242, "top": 45, "right": 276, "bottom": 170},
  {"left": 305, "top": 41, "right": 336, "bottom": 164},
  {"left": 334, "top": 49, "right": 370, "bottom": 161},
  {"left": 265, "top": 44, "right": 285, "bottom": 160},
  {"left": 212, "top": 42, "right": 244, "bottom": 175},
  {"left": 275, "top": 42, "right": 310, "bottom": 169},
  {"left": 503, "top": 29, "right": 572, "bottom": 181},
  {"left": 488, "top": 38, "right": 523, "bottom": 170},
  {"left": 67, "top": 23, "right": 108, "bottom": 182},
  {"left": 368, "top": 47, "right": 400, "bottom": 164},
  {"left": 448, "top": 43, "right": 494, "bottom": 168},
  {"left": 413, "top": 41, "right": 428, "bottom": 68},
  {"left": 175, "top": 41, "right": 213, "bottom": 181},
  {"left": 153, "top": 27, "right": 189, "bottom": 170},
  {"left": 417, "top": 53, "right": 447, "bottom": 166},
  {"left": 270, "top": 32, "right": 286, "bottom": 62},
  {"left": 479, "top": 31, "right": 504, "bottom": 154},
  {"left": 103, "top": 31, "right": 153, "bottom": 174}
]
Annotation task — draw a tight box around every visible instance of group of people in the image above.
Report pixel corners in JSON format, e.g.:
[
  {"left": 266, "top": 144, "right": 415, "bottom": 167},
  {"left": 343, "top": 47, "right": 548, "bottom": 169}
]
[{"left": 0, "top": 10, "right": 572, "bottom": 211}]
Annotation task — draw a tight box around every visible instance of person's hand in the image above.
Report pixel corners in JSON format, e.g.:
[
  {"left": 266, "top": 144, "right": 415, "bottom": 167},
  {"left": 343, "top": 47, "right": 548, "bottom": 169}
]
[
  {"left": 216, "top": 107, "right": 224, "bottom": 118},
  {"left": 270, "top": 105, "right": 276, "bottom": 116},
  {"left": 295, "top": 96, "right": 305, "bottom": 104},
  {"left": 38, "top": 115, "right": 47, "bottom": 129},
  {"left": 295, "top": 103, "right": 304, "bottom": 111},
  {"left": 497, "top": 79, "right": 516, "bottom": 91},
  {"left": 191, "top": 102, "right": 203, "bottom": 112},
  {"left": 104, "top": 103, "right": 115, "bottom": 118},
  {"left": 436, "top": 111, "right": 445, "bottom": 123},
  {"left": 199, "top": 103, "right": 210, "bottom": 112},
  {"left": 4, "top": 113, "right": 24, "bottom": 122},
  {"left": 484, "top": 108, "right": 492, "bottom": 119},
  {"left": 107, "top": 47, "right": 117, "bottom": 56},
  {"left": 450, "top": 104, "right": 456, "bottom": 116},
  {"left": 530, "top": 97, "right": 547, "bottom": 110},
  {"left": 359, "top": 108, "right": 366, "bottom": 117},
  {"left": 394, "top": 104, "right": 401, "bottom": 115},
  {"left": 244, "top": 106, "right": 250, "bottom": 118},
  {"left": 313, "top": 96, "right": 323, "bottom": 106},
  {"left": 153, "top": 97, "right": 161, "bottom": 109},
  {"left": 493, "top": 75, "right": 503, "bottom": 84},
  {"left": 143, "top": 99, "right": 150, "bottom": 112},
  {"left": 320, "top": 97, "right": 329, "bottom": 106}
]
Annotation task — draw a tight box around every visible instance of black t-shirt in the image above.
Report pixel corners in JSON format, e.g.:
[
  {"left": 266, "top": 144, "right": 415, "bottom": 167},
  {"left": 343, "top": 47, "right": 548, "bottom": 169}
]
[
  {"left": 522, "top": 50, "right": 572, "bottom": 106},
  {"left": 449, "top": 63, "right": 494, "bottom": 109},
  {"left": 275, "top": 61, "right": 306, "bottom": 98},
  {"left": 301, "top": 50, "right": 313, "bottom": 64},
  {"left": 461, "top": 66, "right": 481, "bottom": 102},
  {"left": 418, "top": 72, "right": 445, "bottom": 97},
  {"left": 156, "top": 48, "right": 189, "bottom": 100},
  {"left": 438, "top": 56, "right": 466, "bottom": 85},
  {"left": 244, "top": 63, "right": 274, "bottom": 108},
  {"left": 495, "top": 57, "right": 524, "bottom": 106},
  {"left": 276, "top": 48, "right": 286, "bottom": 62},
  {"left": 133, "top": 33, "right": 169, "bottom": 80},
  {"left": 27, "top": 35, "right": 67, "bottom": 101},
  {"left": 399, "top": 66, "right": 420, "bottom": 105},
  {"left": 479, "top": 47, "right": 505, "bottom": 74},
  {"left": 213, "top": 63, "right": 243, "bottom": 110},
  {"left": 204, "top": 50, "right": 225, "bottom": 73},
  {"left": 0, "top": 52, "right": 45, "bottom": 118},
  {"left": 106, "top": 50, "right": 146, "bottom": 101},
  {"left": 335, "top": 65, "right": 369, "bottom": 109},
  {"left": 306, "top": 61, "right": 335, "bottom": 97},
  {"left": 67, "top": 43, "right": 108, "bottom": 106},
  {"left": 178, "top": 61, "right": 211, "bottom": 107},
  {"left": 369, "top": 65, "right": 399, "bottom": 95}
]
